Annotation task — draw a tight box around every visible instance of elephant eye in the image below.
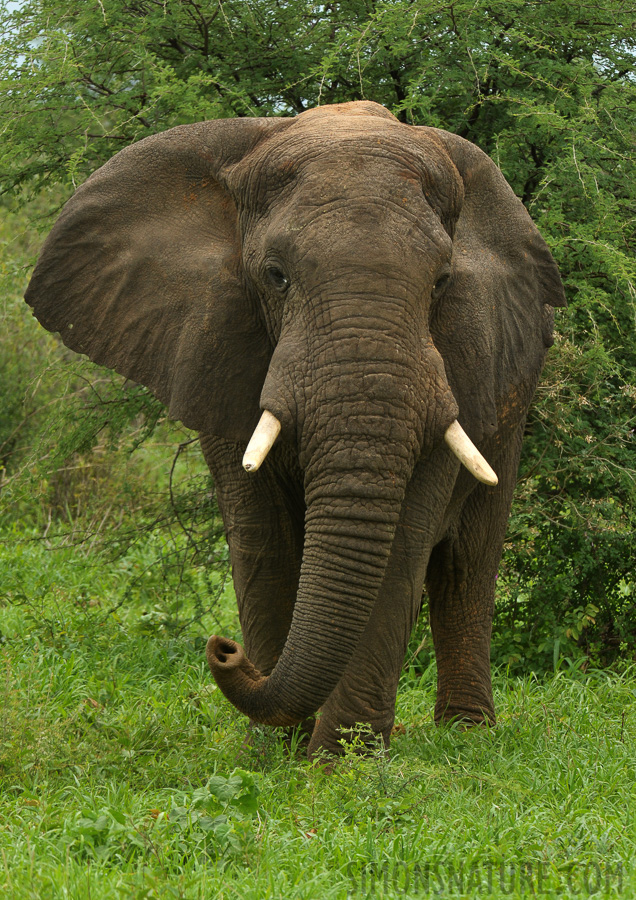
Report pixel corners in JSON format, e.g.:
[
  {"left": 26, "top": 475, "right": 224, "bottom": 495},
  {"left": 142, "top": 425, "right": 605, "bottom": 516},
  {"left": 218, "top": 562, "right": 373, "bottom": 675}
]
[
  {"left": 266, "top": 265, "right": 290, "bottom": 293},
  {"left": 432, "top": 270, "right": 451, "bottom": 300}
]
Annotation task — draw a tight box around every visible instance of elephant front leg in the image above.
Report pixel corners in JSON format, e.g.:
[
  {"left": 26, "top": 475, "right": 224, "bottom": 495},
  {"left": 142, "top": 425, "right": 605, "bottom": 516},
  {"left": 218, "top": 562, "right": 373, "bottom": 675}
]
[
  {"left": 427, "top": 531, "right": 497, "bottom": 726},
  {"left": 201, "top": 434, "right": 315, "bottom": 747},
  {"left": 199, "top": 435, "right": 305, "bottom": 681},
  {"left": 426, "top": 427, "right": 524, "bottom": 726}
]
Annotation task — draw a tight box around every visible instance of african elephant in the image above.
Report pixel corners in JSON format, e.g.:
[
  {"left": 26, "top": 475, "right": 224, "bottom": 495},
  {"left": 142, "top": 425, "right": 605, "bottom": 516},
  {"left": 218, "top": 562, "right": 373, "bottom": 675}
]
[{"left": 25, "top": 100, "right": 565, "bottom": 758}]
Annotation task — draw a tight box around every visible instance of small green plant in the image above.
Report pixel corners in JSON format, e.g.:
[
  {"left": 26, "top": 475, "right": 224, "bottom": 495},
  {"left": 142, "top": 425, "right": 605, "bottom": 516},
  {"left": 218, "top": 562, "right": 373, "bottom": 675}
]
[{"left": 61, "top": 769, "right": 260, "bottom": 865}]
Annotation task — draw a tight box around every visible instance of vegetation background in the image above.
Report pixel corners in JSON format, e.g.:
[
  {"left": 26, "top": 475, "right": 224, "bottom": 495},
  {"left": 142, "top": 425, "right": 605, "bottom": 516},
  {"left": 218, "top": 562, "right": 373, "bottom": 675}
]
[{"left": 0, "top": 1, "right": 635, "bottom": 897}]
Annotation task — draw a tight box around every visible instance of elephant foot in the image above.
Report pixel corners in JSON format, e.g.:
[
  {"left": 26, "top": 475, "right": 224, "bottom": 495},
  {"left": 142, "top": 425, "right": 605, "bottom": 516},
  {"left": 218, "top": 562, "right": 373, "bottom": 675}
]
[
  {"left": 434, "top": 701, "right": 496, "bottom": 729},
  {"left": 434, "top": 676, "right": 495, "bottom": 728}
]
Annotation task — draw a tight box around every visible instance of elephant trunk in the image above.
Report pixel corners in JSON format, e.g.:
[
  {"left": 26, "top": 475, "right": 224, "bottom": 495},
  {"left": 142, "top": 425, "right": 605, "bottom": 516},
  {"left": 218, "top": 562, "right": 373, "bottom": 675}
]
[{"left": 207, "top": 433, "right": 413, "bottom": 725}]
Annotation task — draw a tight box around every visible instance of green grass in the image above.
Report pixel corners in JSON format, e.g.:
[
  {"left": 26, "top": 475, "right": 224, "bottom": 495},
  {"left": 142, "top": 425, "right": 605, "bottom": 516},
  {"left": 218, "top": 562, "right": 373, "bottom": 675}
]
[{"left": 1, "top": 537, "right": 634, "bottom": 898}]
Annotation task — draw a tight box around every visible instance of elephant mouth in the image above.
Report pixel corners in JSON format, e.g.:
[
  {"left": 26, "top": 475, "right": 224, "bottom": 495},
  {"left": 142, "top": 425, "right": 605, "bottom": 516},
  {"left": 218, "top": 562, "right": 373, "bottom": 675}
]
[{"left": 242, "top": 408, "right": 498, "bottom": 486}]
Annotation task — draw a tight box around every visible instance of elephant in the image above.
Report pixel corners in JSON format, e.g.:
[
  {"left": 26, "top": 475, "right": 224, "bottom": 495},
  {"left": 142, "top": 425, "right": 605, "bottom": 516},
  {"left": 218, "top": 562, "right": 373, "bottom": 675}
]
[{"left": 25, "top": 100, "right": 565, "bottom": 759}]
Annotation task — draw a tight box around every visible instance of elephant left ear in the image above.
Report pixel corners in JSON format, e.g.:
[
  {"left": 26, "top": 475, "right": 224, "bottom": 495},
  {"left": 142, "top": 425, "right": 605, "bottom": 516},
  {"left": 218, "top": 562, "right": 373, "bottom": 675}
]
[
  {"left": 418, "top": 127, "right": 566, "bottom": 443},
  {"left": 25, "top": 117, "right": 292, "bottom": 442}
]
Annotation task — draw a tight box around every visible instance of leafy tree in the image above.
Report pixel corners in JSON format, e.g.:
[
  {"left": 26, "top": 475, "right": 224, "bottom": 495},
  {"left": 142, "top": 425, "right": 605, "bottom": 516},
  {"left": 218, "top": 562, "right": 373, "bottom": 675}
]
[{"left": 1, "top": 0, "right": 634, "bottom": 666}]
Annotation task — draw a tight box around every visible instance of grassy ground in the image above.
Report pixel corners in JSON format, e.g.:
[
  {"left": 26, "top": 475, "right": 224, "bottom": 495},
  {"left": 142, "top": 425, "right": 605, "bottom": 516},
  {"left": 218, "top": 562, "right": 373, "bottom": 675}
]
[{"left": 0, "top": 535, "right": 634, "bottom": 900}]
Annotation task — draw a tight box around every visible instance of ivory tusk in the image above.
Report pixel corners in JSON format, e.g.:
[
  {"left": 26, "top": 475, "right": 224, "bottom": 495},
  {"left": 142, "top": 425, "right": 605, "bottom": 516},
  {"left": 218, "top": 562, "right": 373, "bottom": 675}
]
[
  {"left": 242, "top": 410, "right": 282, "bottom": 472},
  {"left": 444, "top": 420, "right": 499, "bottom": 486}
]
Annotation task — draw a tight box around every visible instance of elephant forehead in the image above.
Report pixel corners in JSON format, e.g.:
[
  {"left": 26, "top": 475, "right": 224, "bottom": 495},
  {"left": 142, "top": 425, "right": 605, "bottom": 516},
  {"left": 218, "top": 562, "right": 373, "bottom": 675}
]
[
  {"left": 234, "top": 137, "right": 463, "bottom": 255},
  {"left": 238, "top": 118, "right": 461, "bottom": 210}
]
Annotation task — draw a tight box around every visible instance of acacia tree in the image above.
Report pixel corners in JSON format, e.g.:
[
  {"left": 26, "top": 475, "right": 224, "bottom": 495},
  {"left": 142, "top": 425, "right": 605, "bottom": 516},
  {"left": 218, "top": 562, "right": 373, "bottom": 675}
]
[{"left": 1, "top": 0, "right": 635, "bottom": 667}]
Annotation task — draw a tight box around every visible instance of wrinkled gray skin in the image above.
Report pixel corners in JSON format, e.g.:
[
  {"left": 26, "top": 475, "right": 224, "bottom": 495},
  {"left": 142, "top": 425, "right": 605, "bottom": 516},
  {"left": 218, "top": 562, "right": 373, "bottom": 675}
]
[{"left": 25, "top": 102, "right": 565, "bottom": 758}]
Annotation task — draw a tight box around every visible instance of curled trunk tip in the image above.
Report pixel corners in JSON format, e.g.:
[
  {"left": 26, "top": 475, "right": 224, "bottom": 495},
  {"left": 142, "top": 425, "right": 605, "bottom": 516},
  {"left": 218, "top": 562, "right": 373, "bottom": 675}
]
[
  {"left": 206, "top": 635, "right": 301, "bottom": 726},
  {"left": 206, "top": 635, "right": 264, "bottom": 686}
]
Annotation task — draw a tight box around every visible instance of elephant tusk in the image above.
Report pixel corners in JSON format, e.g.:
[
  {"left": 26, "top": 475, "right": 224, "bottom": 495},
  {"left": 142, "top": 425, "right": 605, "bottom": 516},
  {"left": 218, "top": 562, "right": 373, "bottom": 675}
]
[
  {"left": 242, "top": 410, "right": 282, "bottom": 472},
  {"left": 444, "top": 420, "right": 499, "bottom": 486}
]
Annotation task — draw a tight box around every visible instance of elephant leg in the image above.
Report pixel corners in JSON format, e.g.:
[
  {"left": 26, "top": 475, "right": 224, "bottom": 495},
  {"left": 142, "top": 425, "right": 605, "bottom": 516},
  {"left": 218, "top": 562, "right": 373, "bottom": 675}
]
[
  {"left": 199, "top": 434, "right": 304, "bottom": 680},
  {"left": 308, "top": 448, "right": 458, "bottom": 758},
  {"left": 426, "top": 426, "right": 525, "bottom": 726}
]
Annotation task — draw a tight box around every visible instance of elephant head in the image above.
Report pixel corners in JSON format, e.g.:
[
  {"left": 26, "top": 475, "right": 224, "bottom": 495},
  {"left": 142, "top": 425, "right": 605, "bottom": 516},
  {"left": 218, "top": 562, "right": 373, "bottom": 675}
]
[{"left": 25, "top": 101, "right": 565, "bottom": 729}]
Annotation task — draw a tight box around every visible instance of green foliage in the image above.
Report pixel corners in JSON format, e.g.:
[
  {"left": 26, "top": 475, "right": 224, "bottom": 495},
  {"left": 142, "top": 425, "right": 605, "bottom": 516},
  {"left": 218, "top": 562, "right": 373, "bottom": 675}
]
[
  {"left": 0, "top": 205, "right": 58, "bottom": 476},
  {"left": 61, "top": 769, "right": 259, "bottom": 865},
  {"left": 1, "top": 0, "right": 635, "bottom": 664}
]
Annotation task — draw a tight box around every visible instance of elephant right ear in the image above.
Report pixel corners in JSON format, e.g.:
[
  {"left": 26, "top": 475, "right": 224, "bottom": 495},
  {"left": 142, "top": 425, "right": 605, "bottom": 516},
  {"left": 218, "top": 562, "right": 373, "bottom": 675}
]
[
  {"left": 417, "top": 126, "right": 566, "bottom": 445},
  {"left": 25, "top": 118, "right": 292, "bottom": 442}
]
